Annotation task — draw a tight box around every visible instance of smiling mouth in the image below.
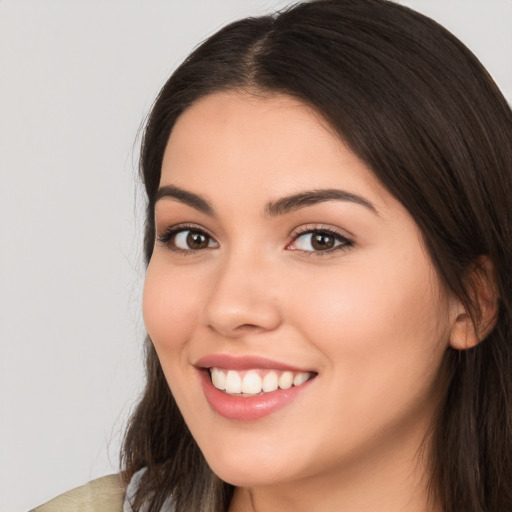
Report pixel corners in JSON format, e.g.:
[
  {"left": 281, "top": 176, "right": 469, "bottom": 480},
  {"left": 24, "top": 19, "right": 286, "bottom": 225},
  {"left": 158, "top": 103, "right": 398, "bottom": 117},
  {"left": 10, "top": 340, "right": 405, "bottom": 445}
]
[{"left": 208, "top": 367, "right": 316, "bottom": 396}]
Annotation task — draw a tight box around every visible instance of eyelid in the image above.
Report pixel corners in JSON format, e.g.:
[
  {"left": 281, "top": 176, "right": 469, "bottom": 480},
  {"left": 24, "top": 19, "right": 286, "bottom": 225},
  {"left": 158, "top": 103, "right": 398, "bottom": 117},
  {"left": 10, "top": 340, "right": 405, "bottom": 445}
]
[
  {"left": 156, "top": 222, "right": 218, "bottom": 251},
  {"left": 286, "top": 224, "right": 354, "bottom": 254},
  {"left": 289, "top": 221, "right": 355, "bottom": 238},
  {"left": 155, "top": 222, "right": 353, "bottom": 255}
]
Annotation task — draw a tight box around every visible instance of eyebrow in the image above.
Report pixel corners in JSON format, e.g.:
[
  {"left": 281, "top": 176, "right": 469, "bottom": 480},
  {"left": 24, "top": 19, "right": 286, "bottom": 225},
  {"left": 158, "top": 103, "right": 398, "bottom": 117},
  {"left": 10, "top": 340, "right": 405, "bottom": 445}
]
[
  {"left": 264, "top": 189, "right": 378, "bottom": 216},
  {"left": 155, "top": 185, "right": 378, "bottom": 217},
  {"left": 155, "top": 185, "right": 214, "bottom": 215}
]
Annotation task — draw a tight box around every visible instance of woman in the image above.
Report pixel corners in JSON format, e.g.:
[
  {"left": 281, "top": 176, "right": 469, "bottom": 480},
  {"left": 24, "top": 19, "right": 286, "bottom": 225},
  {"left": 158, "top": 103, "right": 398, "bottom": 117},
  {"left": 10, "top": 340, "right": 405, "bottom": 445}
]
[{"left": 33, "top": 0, "right": 512, "bottom": 511}]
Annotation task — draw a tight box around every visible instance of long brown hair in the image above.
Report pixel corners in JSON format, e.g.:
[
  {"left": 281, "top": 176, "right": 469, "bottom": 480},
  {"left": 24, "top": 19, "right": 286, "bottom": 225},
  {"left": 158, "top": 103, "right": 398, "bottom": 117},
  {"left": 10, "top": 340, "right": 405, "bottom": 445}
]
[{"left": 121, "top": 1, "right": 512, "bottom": 510}]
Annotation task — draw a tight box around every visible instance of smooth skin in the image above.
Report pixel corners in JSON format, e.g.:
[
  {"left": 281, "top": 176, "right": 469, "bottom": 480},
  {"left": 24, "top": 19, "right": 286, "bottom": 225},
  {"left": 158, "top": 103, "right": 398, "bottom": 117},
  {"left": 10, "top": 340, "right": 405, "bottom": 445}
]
[{"left": 143, "top": 91, "right": 474, "bottom": 512}]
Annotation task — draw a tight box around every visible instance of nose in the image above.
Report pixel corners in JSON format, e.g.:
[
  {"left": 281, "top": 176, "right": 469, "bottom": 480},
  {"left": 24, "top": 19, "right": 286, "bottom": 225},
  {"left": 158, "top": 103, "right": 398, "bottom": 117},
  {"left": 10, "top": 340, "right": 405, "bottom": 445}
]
[{"left": 203, "top": 251, "right": 282, "bottom": 338}]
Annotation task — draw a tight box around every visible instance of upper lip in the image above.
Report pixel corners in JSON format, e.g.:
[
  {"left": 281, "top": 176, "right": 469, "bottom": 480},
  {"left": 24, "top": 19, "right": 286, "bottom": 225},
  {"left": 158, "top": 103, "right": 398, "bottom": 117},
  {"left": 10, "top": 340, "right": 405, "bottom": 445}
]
[{"left": 194, "top": 354, "right": 314, "bottom": 373}]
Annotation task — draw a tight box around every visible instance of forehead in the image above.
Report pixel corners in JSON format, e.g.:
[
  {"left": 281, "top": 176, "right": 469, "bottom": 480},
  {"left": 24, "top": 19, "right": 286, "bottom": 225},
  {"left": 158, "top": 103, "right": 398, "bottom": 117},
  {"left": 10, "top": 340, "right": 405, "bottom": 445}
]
[
  {"left": 160, "top": 91, "right": 393, "bottom": 212},
  {"left": 165, "top": 91, "right": 334, "bottom": 164}
]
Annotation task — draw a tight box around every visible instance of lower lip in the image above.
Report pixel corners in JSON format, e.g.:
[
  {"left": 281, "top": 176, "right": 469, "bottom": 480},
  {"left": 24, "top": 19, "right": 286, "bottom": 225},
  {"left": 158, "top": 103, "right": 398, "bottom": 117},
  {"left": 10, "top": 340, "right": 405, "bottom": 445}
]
[{"left": 199, "top": 370, "right": 314, "bottom": 421}]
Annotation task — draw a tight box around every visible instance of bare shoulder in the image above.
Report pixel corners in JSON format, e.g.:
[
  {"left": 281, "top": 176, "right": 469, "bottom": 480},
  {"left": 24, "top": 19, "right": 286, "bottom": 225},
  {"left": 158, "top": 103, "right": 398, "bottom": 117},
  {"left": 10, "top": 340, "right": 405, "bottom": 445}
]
[{"left": 30, "top": 474, "right": 125, "bottom": 512}]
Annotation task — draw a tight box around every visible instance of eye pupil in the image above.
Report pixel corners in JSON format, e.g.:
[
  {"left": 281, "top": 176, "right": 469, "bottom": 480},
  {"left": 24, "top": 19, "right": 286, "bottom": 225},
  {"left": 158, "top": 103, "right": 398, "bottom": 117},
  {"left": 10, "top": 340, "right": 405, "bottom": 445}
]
[
  {"left": 187, "top": 231, "right": 209, "bottom": 249},
  {"left": 311, "top": 233, "right": 334, "bottom": 250}
]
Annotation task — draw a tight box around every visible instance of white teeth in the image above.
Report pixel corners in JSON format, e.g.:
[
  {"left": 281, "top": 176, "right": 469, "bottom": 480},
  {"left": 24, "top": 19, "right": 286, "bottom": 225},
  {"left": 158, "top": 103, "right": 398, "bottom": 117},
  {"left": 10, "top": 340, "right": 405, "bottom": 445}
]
[
  {"left": 211, "top": 367, "right": 226, "bottom": 390},
  {"left": 293, "top": 372, "right": 310, "bottom": 386},
  {"left": 262, "top": 371, "right": 279, "bottom": 392},
  {"left": 278, "top": 371, "right": 293, "bottom": 389},
  {"left": 225, "top": 370, "right": 242, "bottom": 394},
  {"left": 241, "top": 371, "right": 262, "bottom": 395},
  {"left": 209, "top": 368, "right": 314, "bottom": 395}
]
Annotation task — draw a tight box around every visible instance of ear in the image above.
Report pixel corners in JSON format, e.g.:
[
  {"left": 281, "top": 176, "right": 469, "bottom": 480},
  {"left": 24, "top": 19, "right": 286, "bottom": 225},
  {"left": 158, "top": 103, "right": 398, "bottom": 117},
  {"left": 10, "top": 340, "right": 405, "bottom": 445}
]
[{"left": 449, "top": 257, "right": 499, "bottom": 350}]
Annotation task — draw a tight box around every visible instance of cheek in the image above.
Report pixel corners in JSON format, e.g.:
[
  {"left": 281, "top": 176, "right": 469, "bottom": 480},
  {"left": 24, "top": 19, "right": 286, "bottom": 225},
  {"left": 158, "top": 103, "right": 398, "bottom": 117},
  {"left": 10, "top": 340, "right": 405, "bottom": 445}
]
[
  {"left": 142, "top": 260, "right": 202, "bottom": 354},
  {"left": 288, "top": 253, "right": 449, "bottom": 378},
  {"left": 286, "top": 260, "right": 450, "bottom": 446}
]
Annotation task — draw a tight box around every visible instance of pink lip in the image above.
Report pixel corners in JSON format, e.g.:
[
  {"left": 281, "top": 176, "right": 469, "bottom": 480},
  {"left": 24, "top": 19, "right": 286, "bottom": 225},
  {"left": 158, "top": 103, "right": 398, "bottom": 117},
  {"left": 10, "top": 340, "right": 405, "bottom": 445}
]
[
  {"left": 195, "top": 354, "right": 316, "bottom": 422},
  {"left": 195, "top": 354, "right": 310, "bottom": 372}
]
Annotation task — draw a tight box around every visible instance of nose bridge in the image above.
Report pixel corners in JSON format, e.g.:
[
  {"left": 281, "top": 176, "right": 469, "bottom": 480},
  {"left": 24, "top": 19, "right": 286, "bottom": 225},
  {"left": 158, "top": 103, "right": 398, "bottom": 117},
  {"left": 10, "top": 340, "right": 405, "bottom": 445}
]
[{"left": 203, "top": 244, "right": 281, "bottom": 337}]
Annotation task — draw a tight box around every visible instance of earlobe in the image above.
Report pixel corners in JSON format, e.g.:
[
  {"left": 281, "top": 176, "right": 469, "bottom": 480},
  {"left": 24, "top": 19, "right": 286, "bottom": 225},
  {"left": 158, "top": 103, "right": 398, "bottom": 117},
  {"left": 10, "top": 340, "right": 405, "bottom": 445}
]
[
  {"left": 449, "top": 311, "right": 480, "bottom": 350},
  {"left": 448, "top": 257, "right": 499, "bottom": 351}
]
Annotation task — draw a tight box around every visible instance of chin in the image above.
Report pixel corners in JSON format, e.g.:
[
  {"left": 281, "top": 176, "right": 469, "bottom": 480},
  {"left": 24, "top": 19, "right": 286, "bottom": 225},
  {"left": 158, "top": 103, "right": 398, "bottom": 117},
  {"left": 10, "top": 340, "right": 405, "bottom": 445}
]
[
  {"left": 210, "top": 464, "right": 285, "bottom": 488},
  {"left": 202, "top": 445, "right": 296, "bottom": 488}
]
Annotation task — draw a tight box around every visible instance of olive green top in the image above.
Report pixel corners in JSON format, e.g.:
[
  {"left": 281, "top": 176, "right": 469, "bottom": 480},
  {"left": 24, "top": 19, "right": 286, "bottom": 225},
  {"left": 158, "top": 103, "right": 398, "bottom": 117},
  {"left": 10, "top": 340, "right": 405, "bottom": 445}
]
[{"left": 30, "top": 474, "right": 125, "bottom": 512}]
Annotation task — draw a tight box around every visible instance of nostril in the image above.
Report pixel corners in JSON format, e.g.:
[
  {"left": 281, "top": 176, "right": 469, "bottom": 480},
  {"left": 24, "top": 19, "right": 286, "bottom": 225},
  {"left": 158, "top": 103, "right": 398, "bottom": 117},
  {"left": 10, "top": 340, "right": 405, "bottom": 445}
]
[
  {"left": 203, "top": 278, "right": 282, "bottom": 337},
  {"left": 207, "top": 319, "right": 278, "bottom": 337},
  {"left": 235, "top": 323, "right": 262, "bottom": 331}
]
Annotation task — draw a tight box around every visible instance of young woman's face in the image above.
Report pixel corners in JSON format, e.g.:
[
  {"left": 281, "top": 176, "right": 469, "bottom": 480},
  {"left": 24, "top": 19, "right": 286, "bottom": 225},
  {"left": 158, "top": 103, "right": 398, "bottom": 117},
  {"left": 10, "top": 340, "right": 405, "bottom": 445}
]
[{"left": 143, "top": 91, "right": 459, "bottom": 489}]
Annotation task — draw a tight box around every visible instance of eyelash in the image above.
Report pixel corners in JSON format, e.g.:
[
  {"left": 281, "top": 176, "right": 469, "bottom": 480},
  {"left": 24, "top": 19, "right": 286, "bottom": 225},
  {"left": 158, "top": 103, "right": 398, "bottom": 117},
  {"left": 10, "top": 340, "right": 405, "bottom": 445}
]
[
  {"left": 156, "top": 223, "right": 216, "bottom": 254},
  {"left": 156, "top": 223, "right": 354, "bottom": 256},
  {"left": 287, "top": 225, "right": 354, "bottom": 255}
]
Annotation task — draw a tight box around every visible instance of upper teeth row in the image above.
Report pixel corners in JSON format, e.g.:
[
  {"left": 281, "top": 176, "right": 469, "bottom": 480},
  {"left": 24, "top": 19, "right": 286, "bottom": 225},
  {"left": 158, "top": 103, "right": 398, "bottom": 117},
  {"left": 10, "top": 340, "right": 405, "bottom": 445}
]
[{"left": 209, "top": 368, "right": 313, "bottom": 395}]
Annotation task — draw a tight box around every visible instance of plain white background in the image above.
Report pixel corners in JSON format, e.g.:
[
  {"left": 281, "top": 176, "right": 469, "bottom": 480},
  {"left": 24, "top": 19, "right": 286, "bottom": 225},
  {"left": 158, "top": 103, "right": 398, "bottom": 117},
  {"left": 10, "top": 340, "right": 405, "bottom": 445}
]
[{"left": 0, "top": 1, "right": 510, "bottom": 510}]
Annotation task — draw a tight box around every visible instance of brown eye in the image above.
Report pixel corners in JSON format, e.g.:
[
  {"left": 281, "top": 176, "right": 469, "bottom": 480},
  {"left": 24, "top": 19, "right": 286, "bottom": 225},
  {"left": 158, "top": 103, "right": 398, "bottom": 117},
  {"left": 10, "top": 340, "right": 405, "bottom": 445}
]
[
  {"left": 186, "top": 231, "right": 209, "bottom": 249},
  {"left": 310, "top": 233, "right": 335, "bottom": 251},
  {"left": 289, "top": 229, "right": 353, "bottom": 253},
  {"left": 168, "top": 229, "right": 217, "bottom": 251}
]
